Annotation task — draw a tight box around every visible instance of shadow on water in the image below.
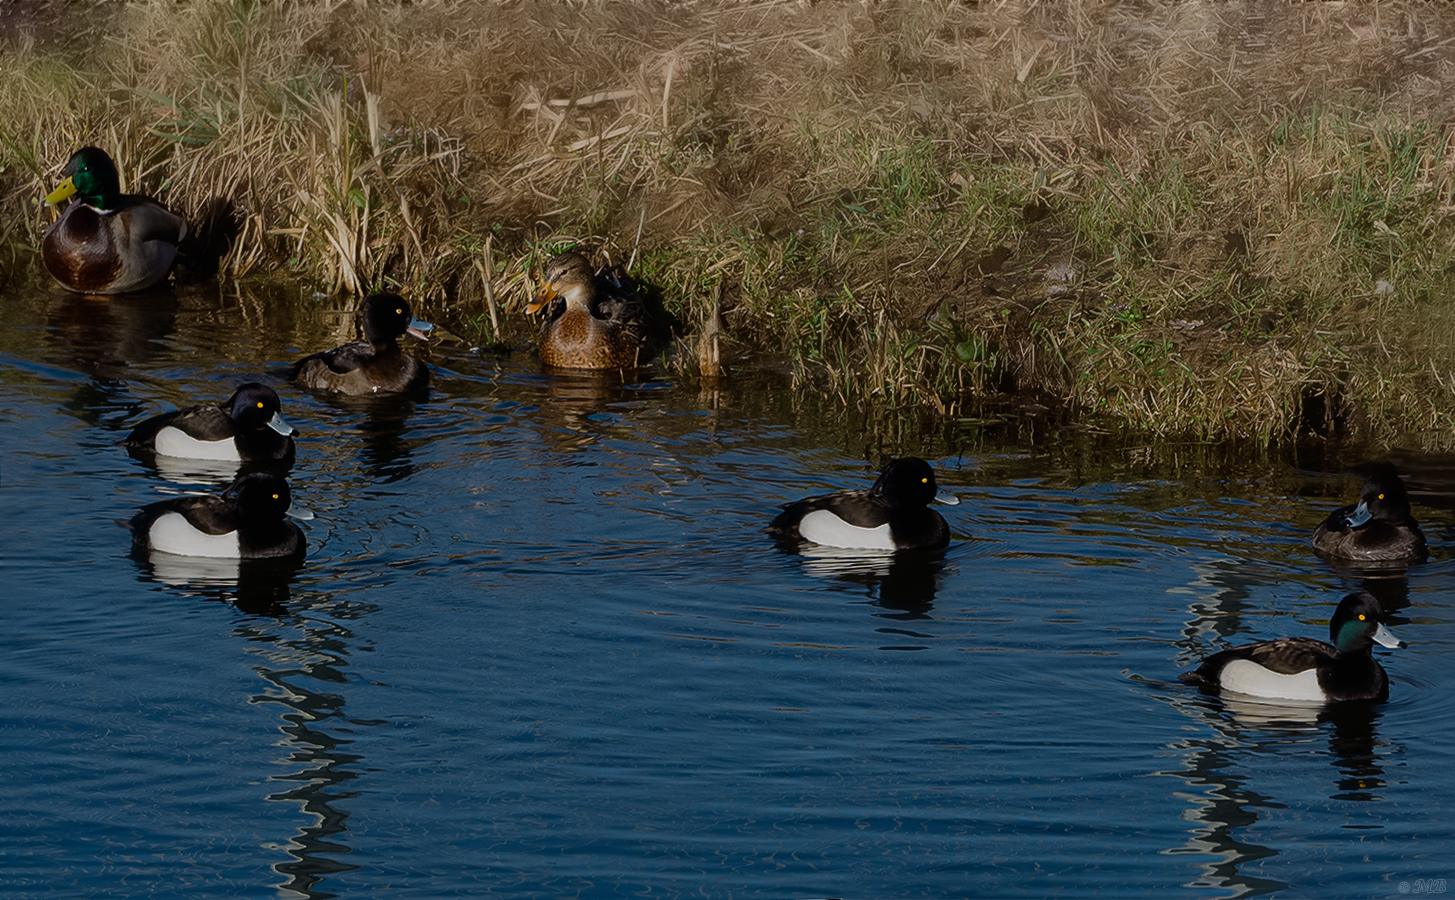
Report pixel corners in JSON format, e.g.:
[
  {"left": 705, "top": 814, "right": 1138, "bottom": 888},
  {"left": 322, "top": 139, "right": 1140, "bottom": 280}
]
[
  {"left": 528, "top": 367, "right": 672, "bottom": 443},
  {"left": 1318, "top": 565, "right": 1414, "bottom": 618},
  {"left": 126, "top": 446, "right": 295, "bottom": 489},
  {"left": 44, "top": 288, "right": 179, "bottom": 378},
  {"left": 780, "top": 545, "right": 949, "bottom": 649},
  {"left": 134, "top": 550, "right": 299, "bottom": 617},
  {"left": 44, "top": 288, "right": 179, "bottom": 428}
]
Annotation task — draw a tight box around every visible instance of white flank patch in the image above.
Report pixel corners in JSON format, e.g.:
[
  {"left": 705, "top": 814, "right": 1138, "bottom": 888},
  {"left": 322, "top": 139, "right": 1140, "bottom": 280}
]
[
  {"left": 798, "top": 509, "right": 896, "bottom": 550},
  {"left": 154, "top": 426, "right": 240, "bottom": 461},
  {"left": 148, "top": 512, "right": 241, "bottom": 558},
  {"left": 1218, "top": 660, "right": 1325, "bottom": 702}
]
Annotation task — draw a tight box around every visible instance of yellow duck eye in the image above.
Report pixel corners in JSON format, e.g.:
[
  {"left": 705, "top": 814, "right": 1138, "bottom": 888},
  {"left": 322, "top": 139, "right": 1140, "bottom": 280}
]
[
  {"left": 396, "top": 308, "right": 404, "bottom": 315},
  {"left": 1358, "top": 614, "right": 1367, "bottom": 621},
  {"left": 256, "top": 401, "right": 264, "bottom": 408},
  {"left": 921, "top": 477, "right": 928, "bottom": 483},
  {"left": 271, "top": 493, "right": 280, "bottom": 500},
  {"left": 1378, "top": 493, "right": 1385, "bottom": 500}
]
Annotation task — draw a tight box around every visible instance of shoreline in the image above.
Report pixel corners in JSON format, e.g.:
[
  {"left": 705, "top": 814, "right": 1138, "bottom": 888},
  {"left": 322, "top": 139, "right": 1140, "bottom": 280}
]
[{"left": 6, "top": 1, "right": 1455, "bottom": 447}]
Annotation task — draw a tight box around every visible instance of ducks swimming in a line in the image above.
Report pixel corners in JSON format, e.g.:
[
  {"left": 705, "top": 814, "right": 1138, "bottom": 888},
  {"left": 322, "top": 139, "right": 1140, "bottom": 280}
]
[
  {"left": 290, "top": 293, "right": 434, "bottom": 395},
  {"left": 1312, "top": 461, "right": 1428, "bottom": 564},
  {"left": 43, "top": 146, "right": 187, "bottom": 294},
  {"left": 770, "top": 457, "right": 960, "bottom": 552},
  {"left": 1179, "top": 591, "right": 1405, "bottom": 703},
  {"left": 124, "top": 382, "right": 295, "bottom": 464},
  {"left": 525, "top": 252, "right": 652, "bottom": 370}
]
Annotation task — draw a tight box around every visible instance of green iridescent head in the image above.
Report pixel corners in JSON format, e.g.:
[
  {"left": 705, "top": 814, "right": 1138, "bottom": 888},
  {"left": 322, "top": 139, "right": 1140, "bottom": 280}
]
[
  {"left": 1330, "top": 591, "right": 1405, "bottom": 654},
  {"left": 45, "top": 147, "right": 122, "bottom": 209}
]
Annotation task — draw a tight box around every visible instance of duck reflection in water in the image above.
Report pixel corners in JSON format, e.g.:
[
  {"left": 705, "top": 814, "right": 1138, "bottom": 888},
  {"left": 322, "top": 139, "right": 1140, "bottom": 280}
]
[
  {"left": 45, "top": 288, "right": 178, "bottom": 375},
  {"left": 536, "top": 368, "right": 656, "bottom": 435},
  {"left": 130, "top": 550, "right": 362, "bottom": 894},
  {"left": 229, "top": 602, "right": 371, "bottom": 895},
  {"left": 44, "top": 288, "right": 180, "bottom": 430},
  {"left": 794, "top": 545, "right": 948, "bottom": 614},
  {"left": 132, "top": 549, "right": 300, "bottom": 617},
  {"left": 311, "top": 392, "right": 425, "bottom": 484},
  {"left": 1350, "top": 571, "right": 1411, "bottom": 617},
  {"left": 1157, "top": 687, "right": 1391, "bottom": 895}
]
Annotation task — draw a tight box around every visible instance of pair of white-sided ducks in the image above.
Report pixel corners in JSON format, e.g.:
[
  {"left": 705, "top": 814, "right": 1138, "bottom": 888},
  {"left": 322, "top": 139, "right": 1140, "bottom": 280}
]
[{"left": 126, "top": 293, "right": 434, "bottom": 561}]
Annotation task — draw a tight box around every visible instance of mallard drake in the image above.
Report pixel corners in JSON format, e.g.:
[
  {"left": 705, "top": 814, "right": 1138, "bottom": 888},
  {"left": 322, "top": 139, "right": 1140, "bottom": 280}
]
[
  {"left": 524, "top": 252, "right": 651, "bottom": 369},
  {"left": 130, "top": 471, "right": 306, "bottom": 560},
  {"left": 290, "top": 293, "right": 433, "bottom": 395},
  {"left": 769, "top": 457, "right": 961, "bottom": 552},
  {"left": 1179, "top": 591, "right": 1405, "bottom": 703},
  {"left": 42, "top": 146, "right": 187, "bottom": 294},
  {"left": 124, "top": 382, "right": 296, "bottom": 464},
  {"left": 1311, "top": 462, "right": 1428, "bottom": 563}
]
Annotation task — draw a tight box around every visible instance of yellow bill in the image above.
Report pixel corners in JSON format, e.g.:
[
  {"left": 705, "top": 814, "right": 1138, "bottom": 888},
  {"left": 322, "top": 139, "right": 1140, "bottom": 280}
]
[
  {"left": 524, "top": 286, "right": 558, "bottom": 315},
  {"left": 45, "top": 177, "right": 77, "bottom": 205}
]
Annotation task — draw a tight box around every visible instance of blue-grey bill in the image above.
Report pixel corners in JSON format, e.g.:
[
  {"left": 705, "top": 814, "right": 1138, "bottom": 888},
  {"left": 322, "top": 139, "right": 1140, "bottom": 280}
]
[
  {"left": 1344, "top": 500, "right": 1373, "bottom": 528},
  {"left": 1373, "top": 622, "right": 1406, "bottom": 649}
]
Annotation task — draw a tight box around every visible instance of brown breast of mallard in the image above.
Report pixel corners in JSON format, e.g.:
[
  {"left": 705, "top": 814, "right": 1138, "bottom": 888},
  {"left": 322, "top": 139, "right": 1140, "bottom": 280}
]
[
  {"left": 540, "top": 307, "right": 645, "bottom": 369},
  {"left": 43, "top": 205, "right": 124, "bottom": 293}
]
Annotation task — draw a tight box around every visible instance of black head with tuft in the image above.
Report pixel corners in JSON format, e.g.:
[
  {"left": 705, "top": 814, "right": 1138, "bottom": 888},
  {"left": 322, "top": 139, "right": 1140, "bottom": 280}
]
[{"left": 871, "top": 457, "right": 940, "bottom": 510}]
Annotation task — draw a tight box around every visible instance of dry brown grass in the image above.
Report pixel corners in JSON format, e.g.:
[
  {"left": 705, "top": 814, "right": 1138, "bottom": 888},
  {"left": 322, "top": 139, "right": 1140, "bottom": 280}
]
[{"left": 7, "top": 0, "right": 1455, "bottom": 444}]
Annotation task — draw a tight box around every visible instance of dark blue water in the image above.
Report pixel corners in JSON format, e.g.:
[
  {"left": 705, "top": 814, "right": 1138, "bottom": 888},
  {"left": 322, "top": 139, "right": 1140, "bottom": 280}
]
[{"left": 3, "top": 277, "right": 1454, "bottom": 898}]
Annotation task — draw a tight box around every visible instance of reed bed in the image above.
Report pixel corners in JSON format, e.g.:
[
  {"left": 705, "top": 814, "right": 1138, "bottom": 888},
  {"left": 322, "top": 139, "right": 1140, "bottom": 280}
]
[{"left": 6, "top": 0, "right": 1455, "bottom": 446}]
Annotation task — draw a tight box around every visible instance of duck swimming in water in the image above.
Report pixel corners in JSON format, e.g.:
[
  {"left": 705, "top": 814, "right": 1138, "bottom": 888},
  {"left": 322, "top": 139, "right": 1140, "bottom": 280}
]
[
  {"left": 769, "top": 457, "right": 960, "bottom": 552},
  {"left": 290, "top": 293, "right": 433, "bottom": 395},
  {"left": 129, "top": 471, "right": 307, "bottom": 561},
  {"left": 1311, "top": 462, "right": 1428, "bottom": 564},
  {"left": 1179, "top": 591, "right": 1405, "bottom": 703},
  {"left": 524, "top": 252, "right": 652, "bottom": 369}
]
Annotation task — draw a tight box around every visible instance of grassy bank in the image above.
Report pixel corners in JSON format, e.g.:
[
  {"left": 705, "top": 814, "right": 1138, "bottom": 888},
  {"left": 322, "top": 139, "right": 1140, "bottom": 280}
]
[{"left": 6, "top": 0, "right": 1455, "bottom": 446}]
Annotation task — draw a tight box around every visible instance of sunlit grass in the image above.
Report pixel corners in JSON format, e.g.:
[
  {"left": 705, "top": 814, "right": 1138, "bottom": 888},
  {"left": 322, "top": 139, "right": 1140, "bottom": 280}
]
[{"left": 5, "top": 0, "right": 1455, "bottom": 445}]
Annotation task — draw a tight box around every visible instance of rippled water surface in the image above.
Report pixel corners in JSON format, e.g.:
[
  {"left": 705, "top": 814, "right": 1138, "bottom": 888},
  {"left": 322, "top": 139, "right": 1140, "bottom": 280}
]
[{"left": 3, "top": 277, "right": 1455, "bottom": 899}]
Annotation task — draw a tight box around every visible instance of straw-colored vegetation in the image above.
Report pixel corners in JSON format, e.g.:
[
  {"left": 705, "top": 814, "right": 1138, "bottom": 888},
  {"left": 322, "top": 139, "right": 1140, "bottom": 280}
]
[{"left": 6, "top": 0, "right": 1455, "bottom": 445}]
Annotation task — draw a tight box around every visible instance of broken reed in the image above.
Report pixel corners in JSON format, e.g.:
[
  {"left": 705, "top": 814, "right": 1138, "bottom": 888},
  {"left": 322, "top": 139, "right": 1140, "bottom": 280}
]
[{"left": 5, "top": 0, "right": 1455, "bottom": 446}]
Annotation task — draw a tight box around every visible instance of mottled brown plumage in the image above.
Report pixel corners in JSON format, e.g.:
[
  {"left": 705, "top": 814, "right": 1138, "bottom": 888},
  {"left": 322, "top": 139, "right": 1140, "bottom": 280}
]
[{"left": 524, "top": 252, "right": 652, "bottom": 370}]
